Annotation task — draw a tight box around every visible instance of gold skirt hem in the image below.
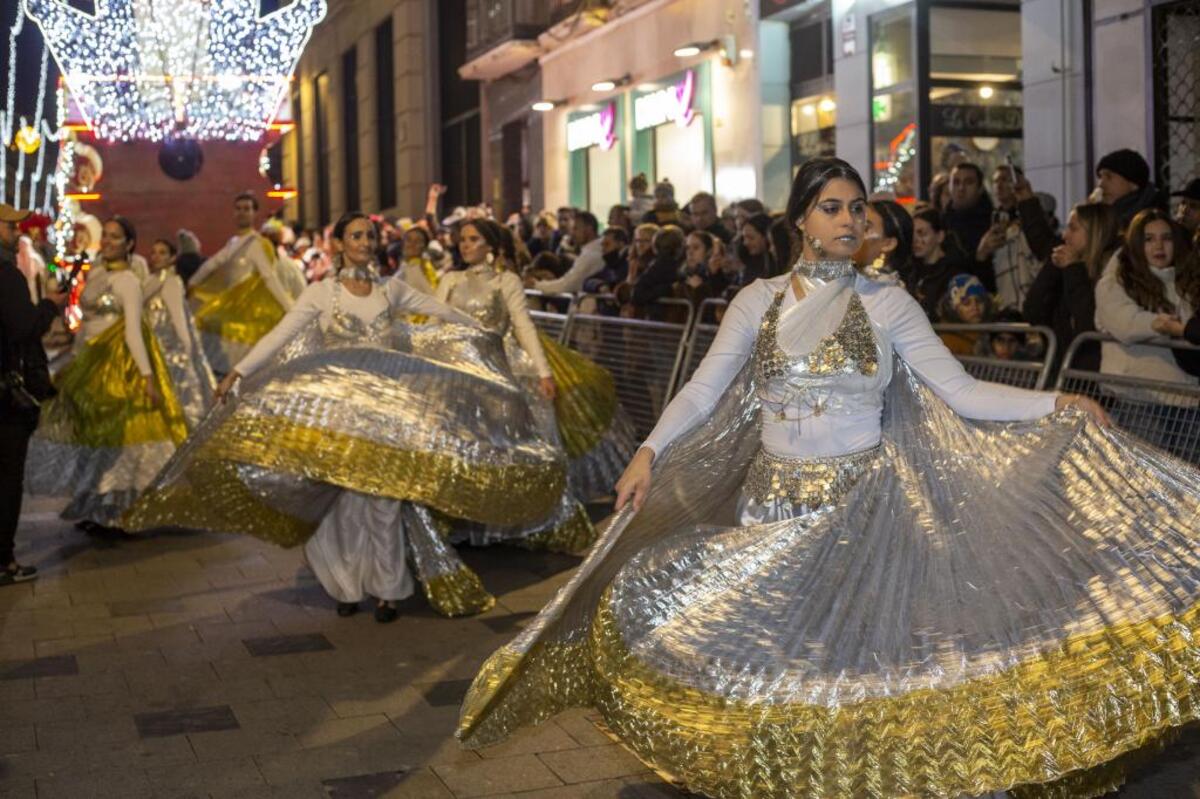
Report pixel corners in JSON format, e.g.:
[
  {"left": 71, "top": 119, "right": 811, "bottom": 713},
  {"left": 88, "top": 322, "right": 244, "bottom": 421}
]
[{"left": 459, "top": 588, "right": 1200, "bottom": 798}]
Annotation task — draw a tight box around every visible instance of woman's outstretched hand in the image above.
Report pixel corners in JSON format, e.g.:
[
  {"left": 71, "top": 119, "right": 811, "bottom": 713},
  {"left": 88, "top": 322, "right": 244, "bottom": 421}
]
[
  {"left": 615, "top": 447, "right": 655, "bottom": 513},
  {"left": 214, "top": 371, "right": 241, "bottom": 404},
  {"left": 1055, "top": 393, "right": 1111, "bottom": 427}
]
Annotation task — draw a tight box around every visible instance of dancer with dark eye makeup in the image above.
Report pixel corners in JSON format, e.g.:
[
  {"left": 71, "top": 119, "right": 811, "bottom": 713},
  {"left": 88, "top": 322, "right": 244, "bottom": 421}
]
[{"left": 459, "top": 158, "right": 1200, "bottom": 799}]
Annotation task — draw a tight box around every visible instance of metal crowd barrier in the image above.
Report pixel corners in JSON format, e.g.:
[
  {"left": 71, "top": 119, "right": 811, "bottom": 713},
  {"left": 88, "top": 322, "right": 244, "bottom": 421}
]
[
  {"left": 676, "top": 298, "right": 728, "bottom": 393},
  {"left": 562, "top": 295, "right": 694, "bottom": 440},
  {"left": 932, "top": 323, "right": 1057, "bottom": 390},
  {"left": 523, "top": 289, "right": 575, "bottom": 344},
  {"left": 1055, "top": 332, "right": 1200, "bottom": 464}
]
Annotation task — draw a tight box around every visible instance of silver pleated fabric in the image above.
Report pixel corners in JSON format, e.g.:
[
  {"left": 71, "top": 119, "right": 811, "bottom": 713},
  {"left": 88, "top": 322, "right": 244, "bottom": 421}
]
[
  {"left": 304, "top": 490, "right": 415, "bottom": 603},
  {"left": 459, "top": 355, "right": 1200, "bottom": 798},
  {"left": 145, "top": 292, "right": 216, "bottom": 429},
  {"left": 25, "top": 439, "right": 177, "bottom": 525}
]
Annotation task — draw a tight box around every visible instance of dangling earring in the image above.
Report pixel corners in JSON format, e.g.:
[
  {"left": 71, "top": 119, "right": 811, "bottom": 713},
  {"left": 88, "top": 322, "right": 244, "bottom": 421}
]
[
  {"left": 797, "top": 225, "right": 824, "bottom": 257},
  {"left": 871, "top": 252, "right": 887, "bottom": 270},
  {"left": 485, "top": 252, "right": 495, "bottom": 266}
]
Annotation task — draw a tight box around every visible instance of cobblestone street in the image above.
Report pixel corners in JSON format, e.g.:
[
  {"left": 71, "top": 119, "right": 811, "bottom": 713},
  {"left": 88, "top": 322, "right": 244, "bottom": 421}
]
[
  {"left": 0, "top": 497, "right": 681, "bottom": 799},
  {"left": 5, "top": 497, "right": 1200, "bottom": 798}
]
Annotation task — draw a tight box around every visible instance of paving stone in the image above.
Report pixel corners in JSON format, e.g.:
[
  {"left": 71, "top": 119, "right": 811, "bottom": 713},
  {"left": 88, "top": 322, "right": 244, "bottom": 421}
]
[
  {"left": 538, "top": 744, "right": 650, "bottom": 784},
  {"left": 0, "top": 655, "right": 78, "bottom": 680},
  {"left": 0, "top": 725, "right": 36, "bottom": 756},
  {"left": 420, "top": 679, "right": 474, "bottom": 708},
  {"left": 321, "top": 768, "right": 411, "bottom": 798},
  {"left": 187, "top": 726, "right": 300, "bottom": 760},
  {"left": 134, "top": 704, "right": 240, "bottom": 738},
  {"left": 433, "top": 755, "right": 563, "bottom": 797},
  {"left": 145, "top": 755, "right": 267, "bottom": 795},
  {"left": 477, "top": 611, "right": 537, "bottom": 635},
  {"left": 553, "top": 710, "right": 614, "bottom": 748},
  {"left": 33, "top": 766, "right": 156, "bottom": 799},
  {"left": 243, "top": 633, "right": 335, "bottom": 657},
  {"left": 477, "top": 720, "right": 579, "bottom": 759}
]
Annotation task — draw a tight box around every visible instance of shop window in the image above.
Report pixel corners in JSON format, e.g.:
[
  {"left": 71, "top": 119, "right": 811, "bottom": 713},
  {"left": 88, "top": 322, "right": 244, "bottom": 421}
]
[
  {"left": 654, "top": 116, "right": 708, "bottom": 209},
  {"left": 871, "top": 11, "right": 913, "bottom": 91},
  {"left": 929, "top": 6, "right": 1021, "bottom": 83},
  {"left": 870, "top": 9, "right": 916, "bottom": 199},
  {"left": 791, "top": 94, "right": 837, "bottom": 168},
  {"left": 375, "top": 18, "right": 397, "bottom": 210},
  {"left": 927, "top": 5, "right": 1022, "bottom": 194},
  {"left": 587, "top": 144, "right": 622, "bottom": 219},
  {"left": 929, "top": 85, "right": 1023, "bottom": 192},
  {"left": 314, "top": 72, "right": 330, "bottom": 227},
  {"left": 341, "top": 46, "right": 359, "bottom": 212}
]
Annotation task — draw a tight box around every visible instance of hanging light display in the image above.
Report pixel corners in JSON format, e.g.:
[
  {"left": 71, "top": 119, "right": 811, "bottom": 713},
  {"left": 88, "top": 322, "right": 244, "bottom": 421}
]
[
  {"left": 13, "top": 124, "right": 41, "bottom": 153},
  {"left": 22, "top": 0, "right": 327, "bottom": 142}
]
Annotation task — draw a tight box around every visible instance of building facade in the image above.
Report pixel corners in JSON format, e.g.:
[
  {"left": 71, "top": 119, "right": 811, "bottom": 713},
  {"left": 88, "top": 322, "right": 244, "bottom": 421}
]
[{"left": 281, "top": 0, "right": 1197, "bottom": 227}]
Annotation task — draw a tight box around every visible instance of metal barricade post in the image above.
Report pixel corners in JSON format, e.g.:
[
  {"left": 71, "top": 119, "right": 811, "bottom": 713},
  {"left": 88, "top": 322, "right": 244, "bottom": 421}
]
[
  {"left": 676, "top": 298, "right": 728, "bottom": 395},
  {"left": 1055, "top": 332, "right": 1200, "bottom": 464},
  {"left": 563, "top": 295, "right": 694, "bottom": 440},
  {"left": 932, "top": 323, "right": 1057, "bottom": 390},
  {"left": 523, "top": 289, "right": 576, "bottom": 344}
]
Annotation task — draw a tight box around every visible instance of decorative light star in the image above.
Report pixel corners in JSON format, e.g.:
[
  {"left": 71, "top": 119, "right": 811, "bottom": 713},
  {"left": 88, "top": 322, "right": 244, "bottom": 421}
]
[{"left": 22, "top": 0, "right": 326, "bottom": 142}]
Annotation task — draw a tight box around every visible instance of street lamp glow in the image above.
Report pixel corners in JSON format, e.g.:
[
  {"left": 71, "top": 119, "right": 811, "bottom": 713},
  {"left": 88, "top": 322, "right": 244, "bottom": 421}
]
[
  {"left": 802, "top": 104, "right": 816, "bottom": 116},
  {"left": 979, "top": 85, "right": 995, "bottom": 100},
  {"left": 531, "top": 101, "right": 556, "bottom": 112},
  {"left": 673, "top": 45, "right": 701, "bottom": 58},
  {"left": 591, "top": 80, "right": 616, "bottom": 92},
  {"left": 818, "top": 97, "right": 837, "bottom": 113}
]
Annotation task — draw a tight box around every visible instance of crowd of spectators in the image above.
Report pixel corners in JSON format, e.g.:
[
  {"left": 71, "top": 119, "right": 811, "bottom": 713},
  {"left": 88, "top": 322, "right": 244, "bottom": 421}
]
[{"left": 205, "top": 150, "right": 1200, "bottom": 406}]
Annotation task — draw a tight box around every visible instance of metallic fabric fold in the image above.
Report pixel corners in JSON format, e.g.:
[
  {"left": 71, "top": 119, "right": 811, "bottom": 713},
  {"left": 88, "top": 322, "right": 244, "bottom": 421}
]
[{"left": 458, "top": 357, "right": 1200, "bottom": 798}]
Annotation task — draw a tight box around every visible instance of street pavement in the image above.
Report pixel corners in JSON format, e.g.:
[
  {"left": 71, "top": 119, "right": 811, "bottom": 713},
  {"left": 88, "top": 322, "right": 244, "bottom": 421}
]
[
  {"left": 2, "top": 496, "right": 1197, "bottom": 798},
  {"left": 0, "top": 496, "right": 681, "bottom": 798}
]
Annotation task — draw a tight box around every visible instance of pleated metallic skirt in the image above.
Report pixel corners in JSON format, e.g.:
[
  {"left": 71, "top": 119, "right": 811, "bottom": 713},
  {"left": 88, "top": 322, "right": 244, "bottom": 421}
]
[{"left": 458, "top": 360, "right": 1200, "bottom": 799}]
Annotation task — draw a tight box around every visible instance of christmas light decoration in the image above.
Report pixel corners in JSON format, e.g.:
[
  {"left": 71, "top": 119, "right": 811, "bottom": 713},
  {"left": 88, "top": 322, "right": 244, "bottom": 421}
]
[
  {"left": 22, "top": 0, "right": 327, "bottom": 142},
  {"left": 14, "top": 124, "right": 40, "bottom": 152},
  {"left": 874, "top": 123, "right": 917, "bottom": 197}
]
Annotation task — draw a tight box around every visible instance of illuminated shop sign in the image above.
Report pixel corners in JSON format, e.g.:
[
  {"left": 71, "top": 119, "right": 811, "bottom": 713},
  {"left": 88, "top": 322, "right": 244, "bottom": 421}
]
[
  {"left": 567, "top": 102, "right": 618, "bottom": 152},
  {"left": 634, "top": 69, "right": 696, "bottom": 132}
]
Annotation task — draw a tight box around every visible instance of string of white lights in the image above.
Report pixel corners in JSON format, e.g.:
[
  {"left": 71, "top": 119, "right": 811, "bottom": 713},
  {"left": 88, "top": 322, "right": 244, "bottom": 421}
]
[
  {"left": 24, "top": 44, "right": 51, "bottom": 209},
  {"left": 23, "top": 0, "right": 327, "bottom": 142},
  {"left": 0, "top": 7, "right": 26, "bottom": 204}
]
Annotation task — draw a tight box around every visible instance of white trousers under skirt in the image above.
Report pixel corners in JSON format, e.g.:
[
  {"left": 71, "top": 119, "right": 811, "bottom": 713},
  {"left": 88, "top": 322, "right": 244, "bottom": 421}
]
[{"left": 304, "top": 491, "right": 415, "bottom": 603}]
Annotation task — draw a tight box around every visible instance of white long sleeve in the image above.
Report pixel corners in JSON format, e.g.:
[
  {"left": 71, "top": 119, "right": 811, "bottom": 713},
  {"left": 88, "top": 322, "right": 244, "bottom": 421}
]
[
  {"left": 642, "top": 280, "right": 765, "bottom": 456},
  {"left": 187, "top": 237, "right": 235, "bottom": 288},
  {"left": 154, "top": 273, "right": 191, "bottom": 346},
  {"left": 253, "top": 242, "right": 295, "bottom": 311},
  {"left": 234, "top": 281, "right": 325, "bottom": 378},
  {"left": 644, "top": 278, "right": 1058, "bottom": 460},
  {"left": 877, "top": 284, "right": 1059, "bottom": 420},
  {"left": 1094, "top": 256, "right": 1160, "bottom": 344},
  {"left": 499, "top": 271, "right": 552, "bottom": 378},
  {"left": 276, "top": 253, "right": 308, "bottom": 300},
  {"left": 534, "top": 238, "right": 605, "bottom": 295},
  {"left": 111, "top": 271, "right": 152, "bottom": 377},
  {"left": 384, "top": 276, "right": 478, "bottom": 326}
]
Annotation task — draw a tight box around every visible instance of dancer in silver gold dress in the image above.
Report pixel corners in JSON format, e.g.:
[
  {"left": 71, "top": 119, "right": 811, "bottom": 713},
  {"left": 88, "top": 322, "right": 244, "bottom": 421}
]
[
  {"left": 26, "top": 217, "right": 188, "bottom": 533},
  {"left": 143, "top": 237, "right": 215, "bottom": 429},
  {"left": 437, "top": 220, "right": 636, "bottom": 507},
  {"left": 126, "top": 213, "right": 580, "bottom": 621},
  {"left": 459, "top": 159, "right": 1200, "bottom": 798}
]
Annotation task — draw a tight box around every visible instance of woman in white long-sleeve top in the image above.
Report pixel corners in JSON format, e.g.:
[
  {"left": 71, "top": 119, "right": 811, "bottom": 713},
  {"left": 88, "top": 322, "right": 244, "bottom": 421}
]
[
  {"left": 126, "top": 213, "right": 577, "bottom": 622},
  {"left": 143, "top": 238, "right": 216, "bottom": 429},
  {"left": 26, "top": 217, "right": 188, "bottom": 534},
  {"left": 461, "top": 158, "right": 1200, "bottom": 799},
  {"left": 1094, "top": 207, "right": 1199, "bottom": 454}
]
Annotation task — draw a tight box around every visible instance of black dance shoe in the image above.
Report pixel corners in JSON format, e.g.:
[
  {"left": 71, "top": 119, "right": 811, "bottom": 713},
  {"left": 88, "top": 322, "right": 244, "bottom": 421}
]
[
  {"left": 336, "top": 602, "right": 359, "bottom": 617},
  {"left": 374, "top": 603, "right": 398, "bottom": 624}
]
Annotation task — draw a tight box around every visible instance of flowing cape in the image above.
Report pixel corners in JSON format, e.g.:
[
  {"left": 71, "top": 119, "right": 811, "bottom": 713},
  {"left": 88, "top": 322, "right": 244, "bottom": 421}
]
[{"left": 458, "top": 356, "right": 1200, "bottom": 799}]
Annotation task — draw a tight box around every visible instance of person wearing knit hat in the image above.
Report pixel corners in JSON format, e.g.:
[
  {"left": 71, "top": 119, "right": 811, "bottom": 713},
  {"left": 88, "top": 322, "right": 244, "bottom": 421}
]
[
  {"left": 1170, "top": 177, "right": 1200, "bottom": 233},
  {"left": 1095, "top": 148, "right": 1166, "bottom": 228}
]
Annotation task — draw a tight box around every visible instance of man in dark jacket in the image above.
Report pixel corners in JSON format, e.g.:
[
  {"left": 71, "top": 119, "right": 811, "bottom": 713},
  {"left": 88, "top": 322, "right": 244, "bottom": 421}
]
[
  {"left": 1095, "top": 148, "right": 1166, "bottom": 229},
  {"left": 942, "top": 162, "right": 997, "bottom": 291},
  {"left": 0, "top": 203, "right": 66, "bottom": 585}
]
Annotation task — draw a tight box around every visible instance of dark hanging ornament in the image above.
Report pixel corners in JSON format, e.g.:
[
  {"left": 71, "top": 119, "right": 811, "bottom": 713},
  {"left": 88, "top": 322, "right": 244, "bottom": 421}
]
[{"left": 158, "top": 136, "right": 204, "bottom": 181}]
